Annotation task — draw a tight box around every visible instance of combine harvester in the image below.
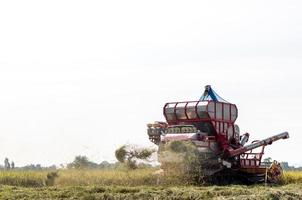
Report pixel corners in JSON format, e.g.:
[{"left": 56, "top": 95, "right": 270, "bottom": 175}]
[{"left": 147, "top": 85, "right": 289, "bottom": 183}]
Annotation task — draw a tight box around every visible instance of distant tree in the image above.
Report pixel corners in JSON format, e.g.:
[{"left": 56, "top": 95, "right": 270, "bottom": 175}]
[
  {"left": 11, "top": 161, "right": 15, "bottom": 169},
  {"left": 279, "top": 162, "right": 296, "bottom": 171},
  {"left": 4, "top": 158, "right": 10, "bottom": 170},
  {"left": 99, "top": 161, "right": 111, "bottom": 169},
  {"left": 47, "top": 165, "right": 57, "bottom": 170},
  {"left": 67, "top": 155, "right": 98, "bottom": 169},
  {"left": 115, "top": 145, "right": 155, "bottom": 169},
  {"left": 21, "top": 164, "right": 43, "bottom": 170},
  {"left": 14, "top": 164, "right": 56, "bottom": 171},
  {"left": 263, "top": 157, "right": 272, "bottom": 164}
]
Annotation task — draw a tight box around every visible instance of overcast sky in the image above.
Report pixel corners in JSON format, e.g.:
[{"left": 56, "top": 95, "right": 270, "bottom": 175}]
[{"left": 0, "top": 0, "right": 301, "bottom": 166}]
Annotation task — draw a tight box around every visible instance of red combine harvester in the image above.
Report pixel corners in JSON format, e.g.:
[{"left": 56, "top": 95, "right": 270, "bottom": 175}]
[{"left": 147, "top": 85, "right": 289, "bottom": 183}]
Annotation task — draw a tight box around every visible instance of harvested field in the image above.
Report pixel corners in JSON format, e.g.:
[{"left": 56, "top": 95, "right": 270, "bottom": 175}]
[
  {"left": 0, "top": 183, "right": 302, "bottom": 200},
  {"left": 0, "top": 170, "right": 301, "bottom": 199}
]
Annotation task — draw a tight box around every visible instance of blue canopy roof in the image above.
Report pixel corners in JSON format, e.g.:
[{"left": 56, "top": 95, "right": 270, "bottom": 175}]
[{"left": 199, "top": 85, "right": 229, "bottom": 103}]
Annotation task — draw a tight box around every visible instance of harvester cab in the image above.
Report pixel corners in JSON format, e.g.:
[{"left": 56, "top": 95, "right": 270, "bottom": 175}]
[{"left": 147, "top": 85, "right": 289, "bottom": 183}]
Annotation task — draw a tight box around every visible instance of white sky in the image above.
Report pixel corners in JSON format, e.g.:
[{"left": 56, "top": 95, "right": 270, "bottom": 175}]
[{"left": 0, "top": 0, "right": 301, "bottom": 166}]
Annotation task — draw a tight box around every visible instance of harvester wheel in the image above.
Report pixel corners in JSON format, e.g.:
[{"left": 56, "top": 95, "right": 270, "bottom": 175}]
[{"left": 246, "top": 173, "right": 265, "bottom": 183}]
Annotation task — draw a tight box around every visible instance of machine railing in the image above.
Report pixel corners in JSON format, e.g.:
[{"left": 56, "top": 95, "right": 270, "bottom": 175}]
[
  {"left": 227, "top": 132, "right": 289, "bottom": 168},
  {"left": 240, "top": 141, "right": 265, "bottom": 168}
]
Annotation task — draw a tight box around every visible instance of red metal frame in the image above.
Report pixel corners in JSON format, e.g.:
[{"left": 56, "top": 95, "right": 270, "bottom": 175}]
[{"left": 239, "top": 140, "right": 265, "bottom": 168}]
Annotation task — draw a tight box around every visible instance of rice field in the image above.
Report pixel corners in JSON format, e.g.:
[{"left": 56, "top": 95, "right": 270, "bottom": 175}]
[
  {"left": 0, "top": 169, "right": 301, "bottom": 199},
  {"left": 282, "top": 171, "right": 302, "bottom": 184}
]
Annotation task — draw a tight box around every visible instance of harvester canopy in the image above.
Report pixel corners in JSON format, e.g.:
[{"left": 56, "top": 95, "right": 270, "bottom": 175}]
[{"left": 199, "top": 85, "right": 229, "bottom": 103}]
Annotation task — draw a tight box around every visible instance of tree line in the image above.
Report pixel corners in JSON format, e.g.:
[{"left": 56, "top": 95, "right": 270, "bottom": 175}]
[
  {"left": 2, "top": 151, "right": 300, "bottom": 171},
  {"left": 1, "top": 145, "right": 155, "bottom": 170}
]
